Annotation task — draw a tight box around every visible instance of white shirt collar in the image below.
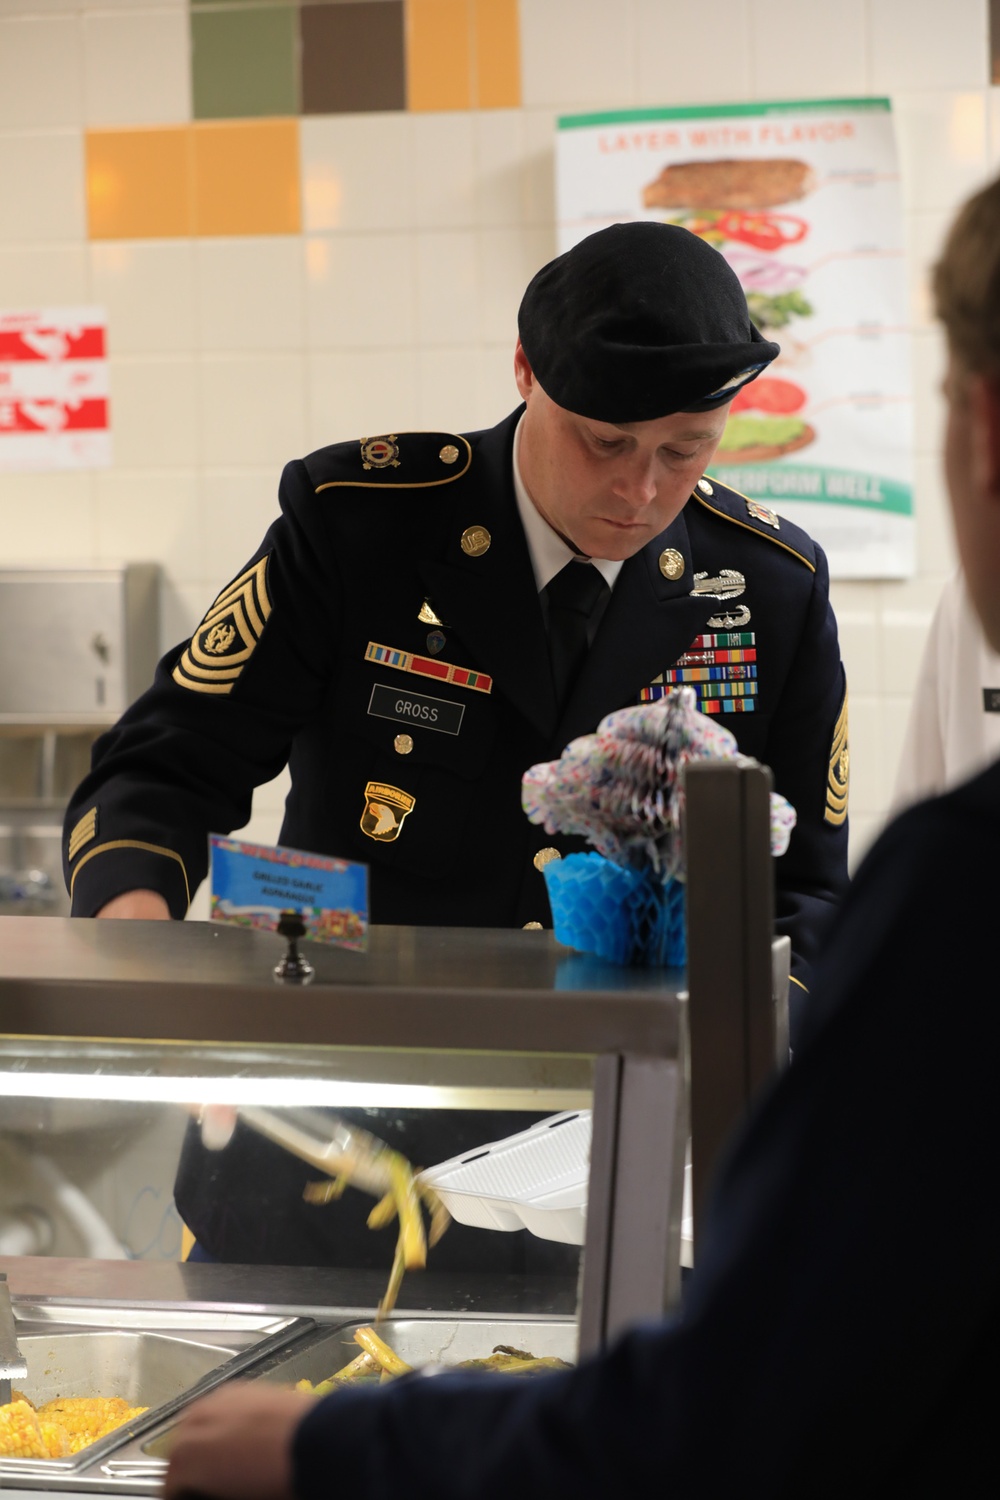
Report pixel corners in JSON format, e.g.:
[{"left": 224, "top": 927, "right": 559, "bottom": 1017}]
[{"left": 512, "top": 413, "right": 624, "bottom": 593}]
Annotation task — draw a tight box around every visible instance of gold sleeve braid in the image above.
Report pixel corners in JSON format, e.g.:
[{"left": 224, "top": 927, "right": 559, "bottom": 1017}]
[
  {"left": 825, "top": 690, "right": 849, "bottom": 826},
  {"left": 173, "top": 556, "right": 272, "bottom": 696}
]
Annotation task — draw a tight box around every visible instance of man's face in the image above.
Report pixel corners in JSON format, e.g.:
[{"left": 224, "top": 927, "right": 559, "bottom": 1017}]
[
  {"left": 943, "top": 353, "right": 1000, "bottom": 652},
  {"left": 514, "top": 342, "right": 732, "bottom": 561}
]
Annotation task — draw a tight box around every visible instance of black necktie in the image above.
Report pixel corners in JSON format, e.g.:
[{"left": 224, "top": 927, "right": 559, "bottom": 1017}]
[{"left": 544, "top": 560, "right": 609, "bottom": 709}]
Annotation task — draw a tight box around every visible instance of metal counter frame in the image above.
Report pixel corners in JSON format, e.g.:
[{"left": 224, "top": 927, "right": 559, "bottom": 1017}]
[{"left": 0, "top": 761, "right": 781, "bottom": 1360}]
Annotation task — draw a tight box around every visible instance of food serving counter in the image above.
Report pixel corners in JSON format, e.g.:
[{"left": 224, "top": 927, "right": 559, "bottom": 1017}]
[{"left": 0, "top": 761, "right": 784, "bottom": 1497}]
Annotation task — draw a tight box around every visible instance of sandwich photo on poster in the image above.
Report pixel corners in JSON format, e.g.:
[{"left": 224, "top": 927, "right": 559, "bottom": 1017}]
[{"left": 556, "top": 98, "right": 914, "bottom": 580}]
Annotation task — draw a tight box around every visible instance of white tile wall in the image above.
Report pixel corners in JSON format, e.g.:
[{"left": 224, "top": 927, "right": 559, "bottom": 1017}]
[
  {"left": 750, "top": 0, "right": 868, "bottom": 97},
  {"left": 198, "top": 354, "right": 307, "bottom": 467},
  {"left": 0, "top": 130, "right": 85, "bottom": 242},
  {"left": 195, "top": 238, "right": 304, "bottom": 352},
  {"left": 82, "top": 7, "right": 190, "bottom": 126},
  {"left": 635, "top": 0, "right": 752, "bottom": 106},
  {"left": 90, "top": 241, "right": 197, "bottom": 354},
  {"left": 1, "top": 0, "right": 996, "bottom": 897},
  {"left": 0, "top": 15, "right": 83, "bottom": 130},
  {"left": 520, "top": 0, "right": 639, "bottom": 108}
]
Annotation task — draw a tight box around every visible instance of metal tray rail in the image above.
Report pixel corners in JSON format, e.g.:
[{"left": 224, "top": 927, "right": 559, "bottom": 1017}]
[{"left": 0, "top": 1307, "right": 314, "bottom": 1489}]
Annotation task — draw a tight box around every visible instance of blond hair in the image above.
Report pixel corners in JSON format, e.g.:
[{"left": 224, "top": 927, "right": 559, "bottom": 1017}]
[{"left": 933, "top": 174, "right": 1000, "bottom": 377}]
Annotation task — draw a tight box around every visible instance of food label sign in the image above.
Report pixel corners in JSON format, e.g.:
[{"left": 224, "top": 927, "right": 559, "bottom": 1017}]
[
  {"left": 557, "top": 98, "right": 913, "bottom": 579},
  {"left": 0, "top": 306, "right": 111, "bottom": 471},
  {"left": 209, "top": 835, "right": 369, "bottom": 951}
]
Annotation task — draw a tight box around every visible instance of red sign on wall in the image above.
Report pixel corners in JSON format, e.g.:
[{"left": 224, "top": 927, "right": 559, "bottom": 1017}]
[{"left": 0, "top": 307, "right": 111, "bottom": 470}]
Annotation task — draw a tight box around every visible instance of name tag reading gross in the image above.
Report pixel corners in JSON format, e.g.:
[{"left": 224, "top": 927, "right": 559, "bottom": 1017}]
[{"left": 367, "top": 682, "right": 465, "bottom": 735}]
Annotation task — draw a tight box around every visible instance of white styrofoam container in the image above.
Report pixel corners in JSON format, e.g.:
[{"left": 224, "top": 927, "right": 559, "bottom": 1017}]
[
  {"left": 421, "top": 1111, "right": 695, "bottom": 1259},
  {"left": 419, "top": 1111, "right": 591, "bottom": 1245}
]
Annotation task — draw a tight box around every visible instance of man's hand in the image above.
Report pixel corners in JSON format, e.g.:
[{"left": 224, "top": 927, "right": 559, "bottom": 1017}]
[
  {"left": 163, "top": 1384, "right": 315, "bottom": 1500},
  {"left": 96, "top": 889, "right": 171, "bottom": 920}
]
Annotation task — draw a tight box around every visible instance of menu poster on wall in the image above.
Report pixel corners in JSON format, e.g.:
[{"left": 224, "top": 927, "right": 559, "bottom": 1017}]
[
  {"left": 0, "top": 306, "right": 111, "bottom": 471},
  {"left": 557, "top": 98, "right": 913, "bottom": 579}
]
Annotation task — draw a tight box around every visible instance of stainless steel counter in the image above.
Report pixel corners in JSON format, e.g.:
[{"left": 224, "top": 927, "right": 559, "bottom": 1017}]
[{"left": 0, "top": 1256, "right": 578, "bottom": 1322}]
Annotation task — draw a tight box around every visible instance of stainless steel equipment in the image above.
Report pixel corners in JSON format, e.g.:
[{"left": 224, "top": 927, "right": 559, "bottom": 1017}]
[
  {"left": 0, "top": 566, "right": 159, "bottom": 724},
  {"left": 0, "top": 1302, "right": 310, "bottom": 1487},
  {"left": 0, "top": 564, "right": 160, "bottom": 922}
]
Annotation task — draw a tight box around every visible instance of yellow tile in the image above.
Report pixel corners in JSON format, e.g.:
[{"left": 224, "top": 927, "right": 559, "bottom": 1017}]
[
  {"left": 86, "top": 128, "right": 193, "bottom": 240},
  {"left": 406, "top": 0, "right": 472, "bottom": 112},
  {"left": 473, "top": 0, "right": 520, "bottom": 108},
  {"left": 193, "top": 119, "right": 301, "bottom": 237}
]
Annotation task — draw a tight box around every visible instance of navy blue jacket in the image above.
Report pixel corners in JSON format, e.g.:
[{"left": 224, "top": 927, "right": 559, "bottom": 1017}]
[{"left": 293, "top": 763, "right": 1000, "bottom": 1496}]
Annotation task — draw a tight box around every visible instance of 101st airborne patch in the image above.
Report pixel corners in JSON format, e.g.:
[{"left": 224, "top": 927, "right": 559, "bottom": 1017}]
[
  {"left": 173, "top": 556, "right": 272, "bottom": 696},
  {"left": 825, "top": 691, "right": 849, "bottom": 826},
  {"left": 361, "top": 781, "right": 415, "bottom": 842}
]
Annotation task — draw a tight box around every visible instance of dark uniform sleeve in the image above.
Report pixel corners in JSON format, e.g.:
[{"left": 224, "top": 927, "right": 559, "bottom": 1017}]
[
  {"left": 290, "top": 784, "right": 1000, "bottom": 1497},
  {"left": 764, "top": 539, "right": 849, "bottom": 1018},
  {"left": 63, "top": 460, "right": 339, "bottom": 917}
]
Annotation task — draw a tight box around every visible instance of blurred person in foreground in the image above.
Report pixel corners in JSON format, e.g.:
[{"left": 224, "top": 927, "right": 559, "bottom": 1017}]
[
  {"left": 164, "top": 177, "right": 1000, "bottom": 1498},
  {"left": 893, "top": 566, "right": 1000, "bottom": 808}
]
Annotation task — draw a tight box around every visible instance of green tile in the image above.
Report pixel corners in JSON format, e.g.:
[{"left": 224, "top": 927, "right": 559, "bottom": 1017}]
[{"left": 192, "top": 6, "right": 300, "bottom": 119}]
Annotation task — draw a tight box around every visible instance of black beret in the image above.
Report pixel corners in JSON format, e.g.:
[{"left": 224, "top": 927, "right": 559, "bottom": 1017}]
[{"left": 517, "top": 222, "right": 779, "bottom": 422}]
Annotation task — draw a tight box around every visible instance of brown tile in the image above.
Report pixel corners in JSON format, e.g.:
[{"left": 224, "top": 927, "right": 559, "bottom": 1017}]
[{"left": 301, "top": 1, "right": 406, "bottom": 114}]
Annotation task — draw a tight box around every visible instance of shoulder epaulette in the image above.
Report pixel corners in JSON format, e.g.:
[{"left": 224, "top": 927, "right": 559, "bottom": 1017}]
[
  {"left": 690, "top": 476, "right": 816, "bottom": 572},
  {"left": 305, "top": 432, "right": 472, "bottom": 493}
]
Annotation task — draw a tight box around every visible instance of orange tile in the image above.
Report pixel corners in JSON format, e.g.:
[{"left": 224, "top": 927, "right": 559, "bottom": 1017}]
[
  {"left": 473, "top": 0, "right": 520, "bottom": 108},
  {"left": 406, "top": 0, "right": 472, "bottom": 112},
  {"left": 193, "top": 119, "right": 301, "bottom": 237},
  {"left": 86, "top": 128, "right": 193, "bottom": 240}
]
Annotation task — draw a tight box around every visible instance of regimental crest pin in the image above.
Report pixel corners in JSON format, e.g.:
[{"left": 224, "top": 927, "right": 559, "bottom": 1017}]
[
  {"left": 426, "top": 629, "right": 446, "bottom": 655},
  {"left": 746, "top": 499, "right": 780, "bottom": 529},
  {"left": 360, "top": 435, "right": 400, "bottom": 470},
  {"left": 361, "top": 781, "right": 415, "bottom": 842}
]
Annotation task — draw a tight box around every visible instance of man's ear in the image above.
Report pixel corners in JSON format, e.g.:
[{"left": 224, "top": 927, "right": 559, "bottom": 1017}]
[{"left": 513, "top": 339, "right": 534, "bottom": 403}]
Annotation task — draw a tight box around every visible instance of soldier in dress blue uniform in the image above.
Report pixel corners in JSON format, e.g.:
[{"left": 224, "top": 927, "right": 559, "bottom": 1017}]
[
  {"left": 63, "top": 223, "right": 849, "bottom": 1270},
  {"left": 163, "top": 175, "right": 1000, "bottom": 1500}
]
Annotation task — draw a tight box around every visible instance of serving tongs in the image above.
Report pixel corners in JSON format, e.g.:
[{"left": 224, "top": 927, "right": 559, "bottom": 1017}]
[
  {"left": 0, "top": 1271, "right": 28, "bottom": 1405},
  {"left": 236, "top": 1106, "right": 396, "bottom": 1198},
  {"left": 234, "top": 1107, "right": 450, "bottom": 1317}
]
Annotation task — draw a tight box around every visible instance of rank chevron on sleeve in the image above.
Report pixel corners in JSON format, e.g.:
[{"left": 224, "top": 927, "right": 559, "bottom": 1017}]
[
  {"left": 365, "top": 641, "right": 493, "bottom": 694},
  {"left": 173, "top": 556, "right": 272, "bottom": 696}
]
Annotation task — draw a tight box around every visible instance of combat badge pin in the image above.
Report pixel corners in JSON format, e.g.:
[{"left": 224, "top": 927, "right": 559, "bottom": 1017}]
[
  {"left": 461, "top": 526, "right": 491, "bottom": 557},
  {"left": 361, "top": 435, "right": 400, "bottom": 470},
  {"left": 361, "top": 781, "right": 415, "bottom": 842},
  {"left": 659, "top": 548, "right": 685, "bottom": 581},
  {"left": 690, "top": 569, "right": 746, "bottom": 601},
  {"left": 746, "top": 499, "right": 779, "bottom": 529}
]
